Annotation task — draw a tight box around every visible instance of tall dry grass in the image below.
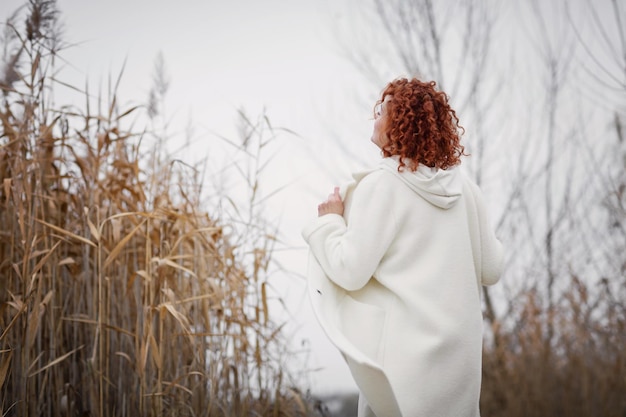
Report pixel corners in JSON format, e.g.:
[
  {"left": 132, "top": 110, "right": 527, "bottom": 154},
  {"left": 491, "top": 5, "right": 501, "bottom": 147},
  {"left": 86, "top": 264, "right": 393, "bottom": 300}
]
[
  {"left": 481, "top": 276, "right": 626, "bottom": 417},
  {"left": 0, "top": 1, "right": 320, "bottom": 416}
]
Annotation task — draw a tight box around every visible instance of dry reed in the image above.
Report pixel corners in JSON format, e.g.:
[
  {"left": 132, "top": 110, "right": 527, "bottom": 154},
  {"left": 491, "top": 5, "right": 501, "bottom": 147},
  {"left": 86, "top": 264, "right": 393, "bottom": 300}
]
[
  {"left": 481, "top": 277, "right": 626, "bottom": 417},
  {"left": 4, "top": 2, "right": 624, "bottom": 417},
  {"left": 0, "top": 1, "right": 321, "bottom": 416}
]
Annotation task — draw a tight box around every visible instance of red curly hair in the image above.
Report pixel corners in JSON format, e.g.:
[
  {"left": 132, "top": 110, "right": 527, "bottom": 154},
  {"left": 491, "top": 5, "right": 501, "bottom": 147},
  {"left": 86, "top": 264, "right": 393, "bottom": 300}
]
[{"left": 376, "top": 78, "right": 466, "bottom": 171}]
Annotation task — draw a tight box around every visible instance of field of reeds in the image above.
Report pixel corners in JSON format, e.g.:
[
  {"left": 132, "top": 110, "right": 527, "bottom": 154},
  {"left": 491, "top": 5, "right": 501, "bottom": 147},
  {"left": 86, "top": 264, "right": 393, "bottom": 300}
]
[
  {"left": 480, "top": 279, "right": 626, "bottom": 417},
  {"left": 2, "top": 1, "right": 626, "bottom": 417},
  {"left": 0, "top": 2, "right": 323, "bottom": 416}
]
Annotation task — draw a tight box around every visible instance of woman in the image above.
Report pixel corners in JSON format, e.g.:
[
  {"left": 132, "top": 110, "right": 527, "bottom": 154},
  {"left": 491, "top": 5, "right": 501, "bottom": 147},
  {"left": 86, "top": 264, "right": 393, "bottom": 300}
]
[{"left": 302, "top": 78, "right": 503, "bottom": 417}]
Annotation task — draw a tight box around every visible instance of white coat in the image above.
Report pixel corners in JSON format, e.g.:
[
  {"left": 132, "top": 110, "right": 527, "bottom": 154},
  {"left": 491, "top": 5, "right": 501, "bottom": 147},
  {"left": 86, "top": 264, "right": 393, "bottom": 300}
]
[{"left": 302, "top": 157, "right": 503, "bottom": 417}]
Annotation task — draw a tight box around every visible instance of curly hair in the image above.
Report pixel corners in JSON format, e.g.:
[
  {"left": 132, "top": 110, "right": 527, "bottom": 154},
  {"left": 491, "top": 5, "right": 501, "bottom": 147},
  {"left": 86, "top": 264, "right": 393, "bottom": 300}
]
[{"left": 376, "top": 78, "right": 466, "bottom": 171}]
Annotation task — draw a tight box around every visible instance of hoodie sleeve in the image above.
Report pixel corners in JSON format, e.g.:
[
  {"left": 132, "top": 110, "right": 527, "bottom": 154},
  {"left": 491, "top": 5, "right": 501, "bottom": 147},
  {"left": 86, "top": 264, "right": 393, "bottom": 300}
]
[
  {"left": 469, "top": 181, "right": 504, "bottom": 286},
  {"left": 302, "top": 172, "right": 398, "bottom": 292}
]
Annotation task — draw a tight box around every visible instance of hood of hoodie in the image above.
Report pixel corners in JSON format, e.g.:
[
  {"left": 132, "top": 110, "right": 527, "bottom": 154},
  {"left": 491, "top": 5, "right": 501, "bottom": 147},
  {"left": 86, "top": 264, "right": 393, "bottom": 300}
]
[{"left": 378, "top": 157, "right": 463, "bottom": 209}]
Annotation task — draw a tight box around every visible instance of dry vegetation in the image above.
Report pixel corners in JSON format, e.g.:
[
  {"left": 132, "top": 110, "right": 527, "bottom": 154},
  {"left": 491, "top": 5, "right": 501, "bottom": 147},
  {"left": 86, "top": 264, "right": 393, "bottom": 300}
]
[
  {"left": 2, "top": 1, "right": 625, "bottom": 417},
  {"left": 0, "top": 1, "right": 322, "bottom": 416},
  {"left": 481, "top": 279, "right": 626, "bottom": 416}
]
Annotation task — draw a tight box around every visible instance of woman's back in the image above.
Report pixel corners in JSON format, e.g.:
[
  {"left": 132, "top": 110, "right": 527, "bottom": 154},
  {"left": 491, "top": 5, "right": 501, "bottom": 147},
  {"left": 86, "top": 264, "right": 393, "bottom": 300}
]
[{"left": 337, "top": 160, "right": 488, "bottom": 416}]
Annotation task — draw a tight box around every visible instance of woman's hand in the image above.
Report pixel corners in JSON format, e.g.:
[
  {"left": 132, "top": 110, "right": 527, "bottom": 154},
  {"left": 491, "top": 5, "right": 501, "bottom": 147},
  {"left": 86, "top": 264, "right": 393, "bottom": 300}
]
[{"left": 318, "top": 186, "right": 344, "bottom": 217}]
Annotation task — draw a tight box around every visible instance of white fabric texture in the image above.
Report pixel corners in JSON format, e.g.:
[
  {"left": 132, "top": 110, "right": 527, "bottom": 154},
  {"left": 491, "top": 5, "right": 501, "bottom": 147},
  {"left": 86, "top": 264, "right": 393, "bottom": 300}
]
[{"left": 302, "top": 157, "right": 503, "bottom": 417}]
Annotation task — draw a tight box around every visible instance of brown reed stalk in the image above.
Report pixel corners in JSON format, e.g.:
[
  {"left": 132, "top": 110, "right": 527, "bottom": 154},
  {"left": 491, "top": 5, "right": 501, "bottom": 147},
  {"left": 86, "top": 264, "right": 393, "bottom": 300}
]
[
  {"left": 0, "top": 2, "right": 322, "bottom": 416},
  {"left": 481, "top": 279, "right": 626, "bottom": 417}
]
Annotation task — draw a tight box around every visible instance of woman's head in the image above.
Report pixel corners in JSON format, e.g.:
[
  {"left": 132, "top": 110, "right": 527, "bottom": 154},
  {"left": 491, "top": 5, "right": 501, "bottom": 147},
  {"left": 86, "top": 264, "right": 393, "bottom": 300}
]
[{"left": 371, "top": 78, "right": 465, "bottom": 171}]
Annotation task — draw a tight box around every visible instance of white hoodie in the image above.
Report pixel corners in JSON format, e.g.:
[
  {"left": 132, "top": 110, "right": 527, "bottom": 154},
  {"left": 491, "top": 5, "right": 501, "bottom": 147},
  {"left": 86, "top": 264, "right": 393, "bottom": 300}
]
[{"left": 302, "top": 157, "right": 503, "bottom": 417}]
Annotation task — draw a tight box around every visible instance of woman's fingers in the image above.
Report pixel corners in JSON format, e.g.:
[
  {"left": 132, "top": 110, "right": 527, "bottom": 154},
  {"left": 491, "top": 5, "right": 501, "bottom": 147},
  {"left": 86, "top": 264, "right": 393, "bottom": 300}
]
[
  {"left": 328, "top": 186, "right": 342, "bottom": 202},
  {"left": 317, "top": 187, "right": 344, "bottom": 217}
]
